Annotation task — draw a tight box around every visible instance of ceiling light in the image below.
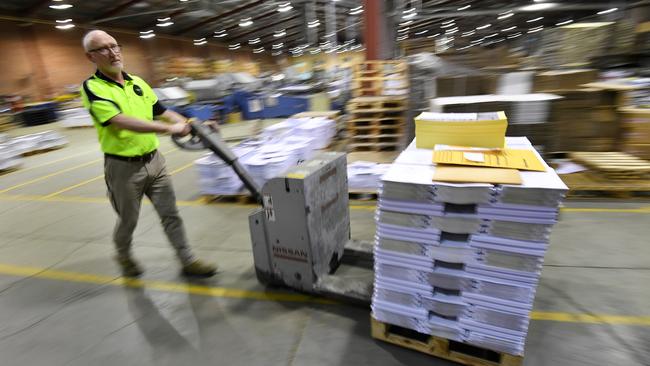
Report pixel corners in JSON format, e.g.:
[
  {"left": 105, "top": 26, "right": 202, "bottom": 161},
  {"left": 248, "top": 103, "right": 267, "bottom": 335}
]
[
  {"left": 520, "top": 3, "right": 557, "bottom": 11},
  {"left": 527, "top": 17, "right": 544, "bottom": 22},
  {"left": 349, "top": 6, "right": 363, "bottom": 15},
  {"left": 49, "top": 4, "right": 73, "bottom": 10},
  {"left": 55, "top": 23, "right": 75, "bottom": 29},
  {"left": 501, "top": 26, "right": 517, "bottom": 32},
  {"left": 139, "top": 33, "right": 155, "bottom": 39},
  {"left": 310, "top": 48, "right": 321, "bottom": 54},
  {"left": 55, "top": 19, "right": 72, "bottom": 23},
  {"left": 402, "top": 12, "right": 417, "bottom": 20},
  {"left": 485, "top": 33, "right": 498, "bottom": 38},
  {"left": 253, "top": 47, "right": 264, "bottom": 53},
  {"left": 461, "top": 30, "right": 475, "bottom": 37},
  {"left": 556, "top": 19, "right": 573, "bottom": 26},
  {"left": 427, "top": 33, "right": 440, "bottom": 38},
  {"left": 398, "top": 27, "right": 410, "bottom": 33},
  {"left": 278, "top": 2, "right": 293, "bottom": 12},
  {"left": 396, "top": 35, "right": 409, "bottom": 41},
  {"left": 446, "top": 28, "right": 458, "bottom": 34},
  {"left": 157, "top": 21, "right": 173, "bottom": 27},
  {"left": 399, "top": 20, "right": 413, "bottom": 27},
  {"left": 508, "top": 32, "right": 523, "bottom": 39},
  {"left": 272, "top": 43, "right": 283, "bottom": 49},
  {"left": 274, "top": 30, "right": 286, "bottom": 37},
  {"left": 249, "top": 38, "right": 260, "bottom": 44},
  {"left": 476, "top": 24, "right": 491, "bottom": 30},
  {"left": 214, "top": 33, "right": 227, "bottom": 38},
  {"left": 308, "top": 20, "right": 320, "bottom": 28},
  {"left": 415, "top": 29, "right": 429, "bottom": 35},
  {"left": 528, "top": 26, "right": 544, "bottom": 33},
  {"left": 157, "top": 17, "right": 170, "bottom": 21},
  {"left": 193, "top": 40, "right": 207, "bottom": 46},
  {"left": 597, "top": 8, "right": 617, "bottom": 15},
  {"left": 239, "top": 18, "right": 253, "bottom": 27},
  {"left": 194, "top": 38, "right": 206, "bottom": 42},
  {"left": 498, "top": 13, "right": 514, "bottom": 20},
  {"left": 457, "top": 5, "right": 471, "bottom": 11},
  {"left": 272, "top": 51, "right": 282, "bottom": 56},
  {"left": 140, "top": 30, "right": 154, "bottom": 34},
  {"left": 229, "top": 43, "right": 241, "bottom": 50},
  {"left": 561, "top": 22, "right": 613, "bottom": 29},
  {"left": 441, "top": 22, "right": 455, "bottom": 28},
  {"left": 442, "top": 19, "right": 455, "bottom": 24}
]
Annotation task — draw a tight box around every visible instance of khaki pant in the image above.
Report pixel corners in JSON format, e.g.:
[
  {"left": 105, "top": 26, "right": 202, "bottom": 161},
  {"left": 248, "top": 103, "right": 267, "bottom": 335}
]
[{"left": 104, "top": 150, "right": 194, "bottom": 265}]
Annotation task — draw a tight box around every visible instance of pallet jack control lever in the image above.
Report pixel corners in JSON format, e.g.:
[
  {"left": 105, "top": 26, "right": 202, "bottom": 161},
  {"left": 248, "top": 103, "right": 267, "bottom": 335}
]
[{"left": 171, "top": 119, "right": 263, "bottom": 202}]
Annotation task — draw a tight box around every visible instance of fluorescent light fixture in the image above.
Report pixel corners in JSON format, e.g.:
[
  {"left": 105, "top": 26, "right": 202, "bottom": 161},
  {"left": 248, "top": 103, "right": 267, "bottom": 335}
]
[
  {"left": 398, "top": 27, "right": 410, "bottom": 33},
  {"left": 140, "top": 30, "right": 154, "bottom": 34},
  {"left": 501, "top": 26, "right": 517, "bottom": 32},
  {"left": 194, "top": 38, "right": 206, "bottom": 42},
  {"left": 229, "top": 43, "right": 241, "bottom": 50},
  {"left": 508, "top": 32, "right": 523, "bottom": 39},
  {"left": 396, "top": 35, "right": 409, "bottom": 41},
  {"left": 427, "top": 33, "right": 440, "bottom": 38},
  {"left": 249, "top": 38, "right": 260, "bottom": 44},
  {"left": 461, "top": 30, "right": 475, "bottom": 37},
  {"left": 272, "top": 51, "right": 282, "bottom": 56},
  {"left": 157, "top": 17, "right": 171, "bottom": 21},
  {"left": 193, "top": 40, "right": 207, "bottom": 46},
  {"left": 214, "top": 32, "right": 227, "bottom": 38},
  {"left": 485, "top": 33, "right": 498, "bottom": 38},
  {"left": 253, "top": 47, "right": 264, "bottom": 53},
  {"left": 446, "top": 28, "right": 458, "bottom": 34},
  {"left": 527, "top": 17, "right": 544, "bottom": 22},
  {"left": 399, "top": 20, "right": 413, "bottom": 27},
  {"left": 157, "top": 21, "right": 173, "bottom": 27},
  {"left": 520, "top": 3, "right": 557, "bottom": 11},
  {"left": 239, "top": 18, "right": 253, "bottom": 27},
  {"left": 278, "top": 2, "right": 293, "bottom": 12},
  {"left": 349, "top": 6, "right": 362, "bottom": 15},
  {"left": 597, "top": 8, "right": 617, "bottom": 15},
  {"left": 55, "top": 19, "right": 72, "bottom": 23},
  {"left": 498, "top": 13, "right": 514, "bottom": 20},
  {"left": 528, "top": 26, "right": 544, "bottom": 33},
  {"left": 476, "top": 24, "right": 491, "bottom": 30},
  {"left": 441, "top": 22, "right": 455, "bottom": 28},
  {"left": 139, "top": 33, "right": 155, "bottom": 39},
  {"left": 272, "top": 43, "right": 283, "bottom": 49},
  {"left": 55, "top": 23, "right": 75, "bottom": 29},
  {"left": 310, "top": 48, "right": 321, "bottom": 54},
  {"left": 561, "top": 22, "right": 613, "bottom": 28},
  {"left": 403, "top": 12, "right": 417, "bottom": 20},
  {"left": 556, "top": 19, "right": 573, "bottom": 26},
  {"left": 308, "top": 20, "right": 320, "bottom": 28},
  {"left": 49, "top": 4, "right": 73, "bottom": 9},
  {"left": 274, "top": 29, "right": 286, "bottom": 37},
  {"left": 415, "top": 29, "right": 429, "bottom": 35},
  {"left": 442, "top": 19, "right": 455, "bottom": 24},
  {"left": 325, "top": 32, "right": 336, "bottom": 38},
  {"left": 457, "top": 5, "right": 471, "bottom": 11}
]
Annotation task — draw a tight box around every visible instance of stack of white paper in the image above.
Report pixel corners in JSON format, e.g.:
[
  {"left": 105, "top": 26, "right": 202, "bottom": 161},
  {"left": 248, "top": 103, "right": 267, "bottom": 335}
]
[
  {"left": 59, "top": 108, "right": 93, "bottom": 128},
  {"left": 347, "top": 161, "right": 391, "bottom": 190},
  {"left": 1, "top": 131, "right": 67, "bottom": 155},
  {"left": 371, "top": 136, "right": 567, "bottom": 356},
  {"left": 0, "top": 145, "right": 22, "bottom": 171},
  {"left": 195, "top": 116, "right": 336, "bottom": 195}
]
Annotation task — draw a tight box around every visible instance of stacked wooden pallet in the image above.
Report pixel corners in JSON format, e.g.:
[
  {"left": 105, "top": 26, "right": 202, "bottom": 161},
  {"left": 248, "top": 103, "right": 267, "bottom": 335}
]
[
  {"left": 351, "top": 61, "right": 409, "bottom": 97},
  {"left": 569, "top": 152, "right": 650, "bottom": 180},
  {"left": 346, "top": 96, "right": 407, "bottom": 152}
]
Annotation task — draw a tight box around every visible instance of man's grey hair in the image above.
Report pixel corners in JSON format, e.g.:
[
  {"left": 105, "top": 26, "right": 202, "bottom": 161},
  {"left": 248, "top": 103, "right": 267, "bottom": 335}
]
[{"left": 82, "top": 30, "right": 106, "bottom": 51}]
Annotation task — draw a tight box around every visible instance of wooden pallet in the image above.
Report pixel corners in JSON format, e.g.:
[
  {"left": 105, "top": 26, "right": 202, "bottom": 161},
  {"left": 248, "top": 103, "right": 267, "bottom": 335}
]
[
  {"left": 560, "top": 172, "right": 650, "bottom": 198},
  {"left": 347, "top": 96, "right": 408, "bottom": 111},
  {"left": 348, "top": 142, "right": 402, "bottom": 152},
  {"left": 371, "top": 318, "right": 523, "bottom": 366},
  {"left": 569, "top": 152, "right": 650, "bottom": 179},
  {"left": 22, "top": 145, "right": 66, "bottom": 157}
]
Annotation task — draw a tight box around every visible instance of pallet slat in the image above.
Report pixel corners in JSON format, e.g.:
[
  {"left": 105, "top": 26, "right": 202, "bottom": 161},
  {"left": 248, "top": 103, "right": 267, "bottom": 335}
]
[{"left": 371, "top": 317, "right": 523, "bottom": 366}]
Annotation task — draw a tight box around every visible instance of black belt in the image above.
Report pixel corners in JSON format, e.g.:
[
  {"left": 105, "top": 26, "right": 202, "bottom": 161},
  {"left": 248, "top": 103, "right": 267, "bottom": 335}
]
[{"left": 105, "top": 149, "right": 157, "bottom": 162}]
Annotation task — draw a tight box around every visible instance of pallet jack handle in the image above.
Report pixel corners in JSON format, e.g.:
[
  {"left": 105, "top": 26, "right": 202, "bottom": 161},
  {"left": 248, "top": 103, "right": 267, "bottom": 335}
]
[{"left": 171, "top": 119, "right": 263, "bottom": 202}]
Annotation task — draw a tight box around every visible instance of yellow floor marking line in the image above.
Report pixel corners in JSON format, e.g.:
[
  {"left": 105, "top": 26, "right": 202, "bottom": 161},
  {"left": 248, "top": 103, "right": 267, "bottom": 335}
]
[
  {"left": 40, "top": 148, "right": 180, "bottom": 198},
  {"left": 169, "top": 161, "right": 195, "bottom": 175},
  {"left": 0, "top": 160, "right": 101, "bottom": 194},
  {"left": 0, "top": 263, "right": 648, "bottom": 325},
  {"left": 0, "top": 149, "right": 100, "bottom": 178},
  {"left": 0, "top": 263, "right": 332, "bottom": 305}
]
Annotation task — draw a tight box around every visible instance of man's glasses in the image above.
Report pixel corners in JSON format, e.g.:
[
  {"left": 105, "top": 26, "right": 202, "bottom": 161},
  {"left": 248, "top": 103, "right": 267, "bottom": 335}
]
[{"left": 88, "top": 44, "right": 122, "bottom": 56}]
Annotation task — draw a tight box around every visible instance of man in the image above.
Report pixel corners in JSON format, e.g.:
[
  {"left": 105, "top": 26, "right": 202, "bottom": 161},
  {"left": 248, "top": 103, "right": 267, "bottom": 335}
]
[{"left": 80, "top": 30, "right": 216, "bottom": 277}]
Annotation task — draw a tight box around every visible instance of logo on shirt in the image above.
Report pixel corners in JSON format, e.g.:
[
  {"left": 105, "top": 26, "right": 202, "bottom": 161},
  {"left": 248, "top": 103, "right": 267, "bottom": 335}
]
[{"left": 133, "top": 85, "right": 143, "bottom": 96}]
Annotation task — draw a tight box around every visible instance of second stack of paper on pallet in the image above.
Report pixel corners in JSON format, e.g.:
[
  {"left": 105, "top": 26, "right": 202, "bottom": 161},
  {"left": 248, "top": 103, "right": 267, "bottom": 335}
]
[{"left": 371, "top": 112, "right": 568, "bottom": 356}]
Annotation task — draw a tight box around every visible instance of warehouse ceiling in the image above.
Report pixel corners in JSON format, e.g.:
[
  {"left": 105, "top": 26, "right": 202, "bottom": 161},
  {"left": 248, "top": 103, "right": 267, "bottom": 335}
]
[{"left": 0, "top": 0, "right": 643, "bottom": 55}]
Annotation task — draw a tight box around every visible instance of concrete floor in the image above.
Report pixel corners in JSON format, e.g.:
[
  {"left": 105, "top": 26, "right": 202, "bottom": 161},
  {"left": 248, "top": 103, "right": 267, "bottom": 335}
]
[{"left": 0, "top": 123, "right": 649, "bottom": 366}]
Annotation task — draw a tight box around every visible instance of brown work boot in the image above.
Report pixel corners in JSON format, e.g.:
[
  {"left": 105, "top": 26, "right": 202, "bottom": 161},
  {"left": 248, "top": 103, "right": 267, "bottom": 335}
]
[
  {"left": 115, "top": 256, "right": 144, "bottom": 277},
  {"left": 182, "top": 259, "right": 217, "bottom": 278}
]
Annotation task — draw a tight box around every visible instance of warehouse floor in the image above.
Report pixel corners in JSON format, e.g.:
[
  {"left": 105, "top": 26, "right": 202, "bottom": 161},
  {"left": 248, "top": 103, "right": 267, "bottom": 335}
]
[{"left": 0, "top": 123, "right": 648, "bottom": 366}]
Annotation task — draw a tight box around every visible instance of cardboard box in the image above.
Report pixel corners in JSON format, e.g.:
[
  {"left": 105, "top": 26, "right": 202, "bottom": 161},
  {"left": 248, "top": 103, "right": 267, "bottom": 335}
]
[{"left": 533, "top": 69, "right": 598, "bottom": 92}]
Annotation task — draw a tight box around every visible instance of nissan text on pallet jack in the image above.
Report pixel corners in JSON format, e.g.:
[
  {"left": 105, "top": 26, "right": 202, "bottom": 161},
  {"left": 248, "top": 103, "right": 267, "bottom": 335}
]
[{"left": 173, "top": 119, "right": 374, "bottom": 304}]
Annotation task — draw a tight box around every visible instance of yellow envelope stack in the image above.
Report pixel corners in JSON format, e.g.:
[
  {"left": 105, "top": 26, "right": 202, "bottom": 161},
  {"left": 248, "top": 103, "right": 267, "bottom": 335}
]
[{"left": 415, "top": 111, "right": 508, "bottom": 149}]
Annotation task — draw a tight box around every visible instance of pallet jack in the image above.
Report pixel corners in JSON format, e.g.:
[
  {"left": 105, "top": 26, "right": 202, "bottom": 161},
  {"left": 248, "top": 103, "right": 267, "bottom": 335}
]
[{"left": 173, "top": 119, "right": 374, "bottom": 304}]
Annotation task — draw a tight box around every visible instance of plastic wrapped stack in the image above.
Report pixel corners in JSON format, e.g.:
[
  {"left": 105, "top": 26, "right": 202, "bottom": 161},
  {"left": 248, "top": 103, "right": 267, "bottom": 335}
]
[
  {"left": 1, "top": 131, "right": 67, "bottom": 155},
  {"left": 347, "top": 161, "right": 392, "bottom": 191},
  {"left": 0, "top": 134, "right": 22, "bottom": 171},
  {"left": 195, "top": 117, "right": 336, "bottom": 195},
  {"left": 371, "top": 137, "right": 567, "bottom": 356},
  {"left": 59, "top": 108, "right": 93, "bottom": 128}
]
